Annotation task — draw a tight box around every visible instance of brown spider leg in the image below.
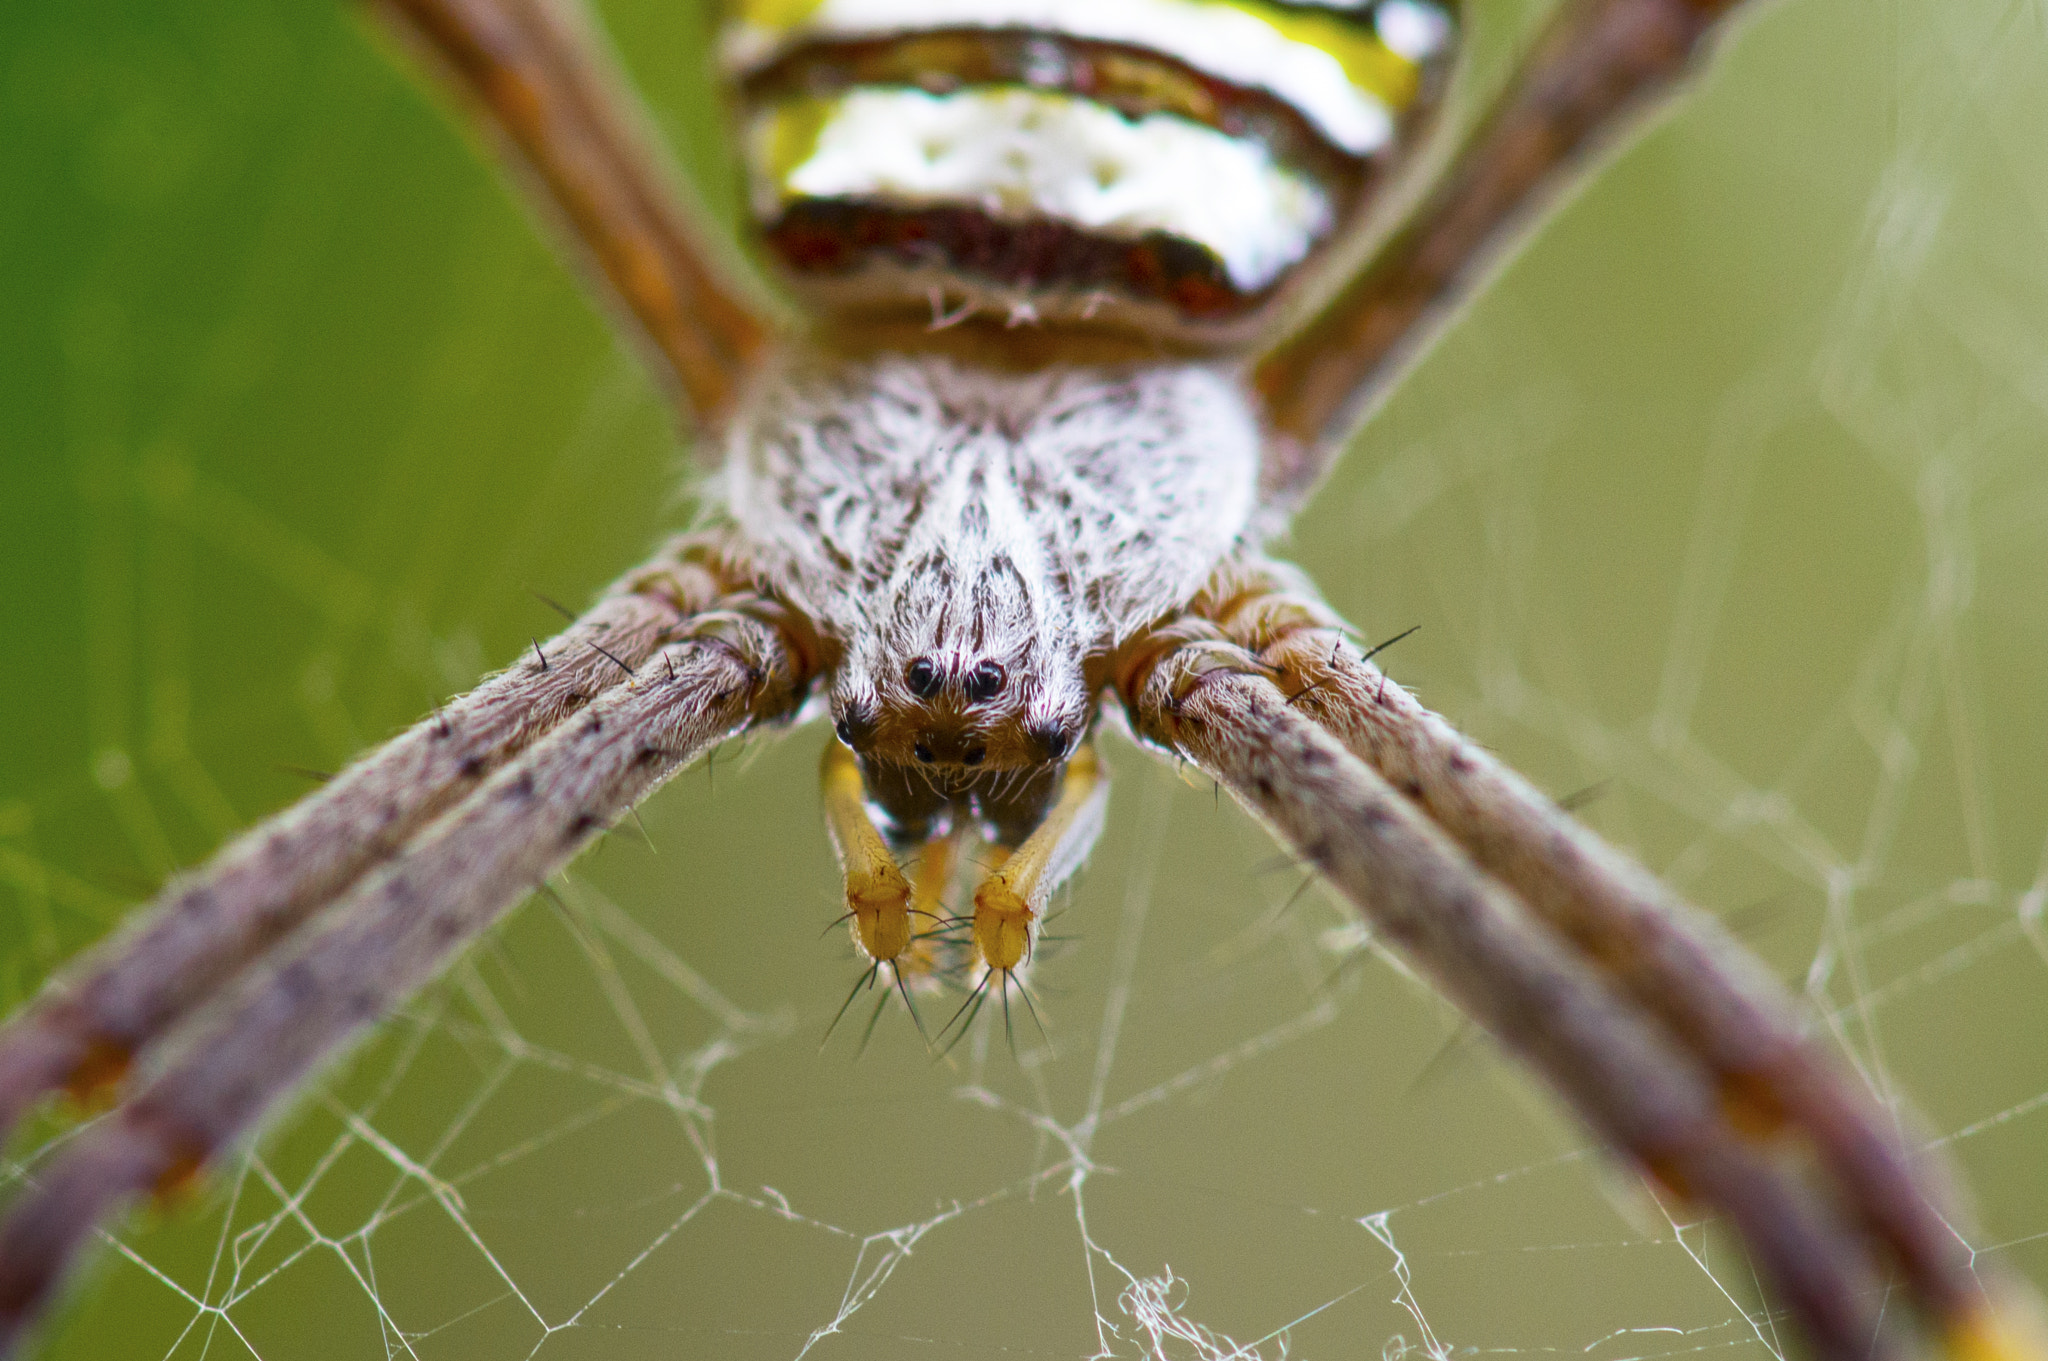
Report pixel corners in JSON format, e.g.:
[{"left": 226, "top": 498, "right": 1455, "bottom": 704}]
[
  {"left": 1255, "top": 0, "right": 1750, "bottom": 504},
  {"left": 0, "top": 531, "right": 761, "bottom": 1148},
  {"left": 371, "top": 0, "right": 775, "bottom": 428},
  {"left": 1166, "top": 559, "right": 2048, "bottom": 1358},
  {"left": 0, "top": 602, "right": 815, "bottom": 1355},
  {"left": 1116, "top": 639, "right": 1899, "bottom": 1361}
]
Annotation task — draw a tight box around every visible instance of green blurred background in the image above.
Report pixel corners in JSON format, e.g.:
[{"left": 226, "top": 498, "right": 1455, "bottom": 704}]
[{"left": 3, "top": 0, "right": 2045, "bottom": 1356}]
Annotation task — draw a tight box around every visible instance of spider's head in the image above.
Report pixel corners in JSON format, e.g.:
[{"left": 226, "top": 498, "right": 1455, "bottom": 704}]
[
  {"left": 830, "top": 646, "right": 1089, "bottom": 777},
  {"left": 828, "top": 640, "right": 1093, "bottom": 846}
]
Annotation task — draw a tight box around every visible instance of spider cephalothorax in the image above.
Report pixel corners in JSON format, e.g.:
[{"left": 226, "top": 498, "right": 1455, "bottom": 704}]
[{"left": 725, "top": 350, "right": 1258, "bottom": 854}]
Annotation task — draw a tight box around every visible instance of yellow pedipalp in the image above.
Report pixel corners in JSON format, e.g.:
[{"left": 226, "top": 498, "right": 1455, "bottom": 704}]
[
  {"left": 1945, "top": 1297, "right": 2048, "bottom": 1361},
  {"left": 901, "top": 829, "right": 963, "bottom": 979},
  {"left": 819, "top": 739, "right": 913, "bottom": 963},
  {"left": 971, "top": 745, "right": 1107, "bottom": 973}
]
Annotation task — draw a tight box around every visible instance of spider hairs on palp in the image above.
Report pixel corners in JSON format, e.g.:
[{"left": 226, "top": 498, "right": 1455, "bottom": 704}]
[{"left": 0, "top": 0, "right": 2043, "bottom": 1356}]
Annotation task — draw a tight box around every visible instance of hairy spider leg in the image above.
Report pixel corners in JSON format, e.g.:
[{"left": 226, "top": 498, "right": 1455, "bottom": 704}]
[
  {"left": 1119, "top": 643, "right": 1895, "bottom": 1361},
  {"left": 0, "top": 532, "right": 754, "bottom": 1149},
  {"left": 0, "top": 608, "right": 809, "bottom": 1354},
  {"left": 1178, "top": 555, "right": 2007, "bottom": 1335}
]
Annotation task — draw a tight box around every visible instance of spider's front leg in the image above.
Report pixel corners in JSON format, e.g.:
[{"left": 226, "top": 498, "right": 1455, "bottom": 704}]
[
  {"left": 1114, "top": 576, "right": 2043, "bottom": 1361},
  {"left": 0, "top": 581, "right": 821, "bottom": 1353},
  {"left": 1183, "top": 559, "right": 2004, "bottom": 1322},
  {"left": 1115, "top": 631, "right": 1886, "bottom": 1358},
  {"left": 0, "top": 532, "right": 754, "bottom": 1150}
]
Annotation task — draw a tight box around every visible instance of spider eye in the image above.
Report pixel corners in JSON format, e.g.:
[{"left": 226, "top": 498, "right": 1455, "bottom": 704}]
[
  {"left": 905, "top": 657, "right": 942, "bottom": 698},
  {"left": 1026, "top": 721, "right": 1073, "bottom": 763},
  {"left": 963, "top": 660, "right": 1006, "bottom": 703},
  {"left": 833, "top": 700, "right": 876, "bottom": 748}
]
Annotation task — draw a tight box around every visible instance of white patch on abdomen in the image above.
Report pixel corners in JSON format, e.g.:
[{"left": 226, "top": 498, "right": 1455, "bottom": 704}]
[{"left": 755, "top": 89, "right": 1333, "bottom": 291}]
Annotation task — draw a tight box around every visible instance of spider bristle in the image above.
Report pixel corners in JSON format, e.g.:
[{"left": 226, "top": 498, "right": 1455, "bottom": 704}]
[
  {"left": 1359, "top": 623, "right": 1421, "bottom": 665},
  {"left": 854, "top": 988, "right": 891, "bottom": 1058},
  {"left": 821, "top": 962, "right": 880, "bottom": 1049},
  {"left": 937, "top": 973, "right": 992, "bottom": 1056},
  {"left": 893, "top": 965, "right": 931, "bottom": 1048},
  {"left": 1000, "top": 972, "right": 1016, "bottom": 1060},
  {"left": 1555, "top": 779, "right": 1611, "bottom": 813},
  {"left": 1013, "top": 975, "right": 1051, "bottom": 1055},
  {"left": 528, "top": 587, "right": 577, "bottom": 623},
  {"left": 1402, "top": 1020, "right": 1480, "bottom": 1101}
]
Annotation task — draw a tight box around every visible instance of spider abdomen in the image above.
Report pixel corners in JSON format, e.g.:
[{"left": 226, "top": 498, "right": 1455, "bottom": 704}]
[{"left": 723, "top": 0, "right": 1456, "bottom": 344}]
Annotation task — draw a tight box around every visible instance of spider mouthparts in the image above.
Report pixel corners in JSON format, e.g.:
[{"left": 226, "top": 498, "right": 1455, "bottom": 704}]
[{"left": 910, "top": 727, "right": 979, "bottom": 766}]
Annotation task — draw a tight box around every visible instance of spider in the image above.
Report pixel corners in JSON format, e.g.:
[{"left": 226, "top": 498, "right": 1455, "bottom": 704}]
[{"left": 0, "top": 0, "right": 2040, "bottom": 1355}]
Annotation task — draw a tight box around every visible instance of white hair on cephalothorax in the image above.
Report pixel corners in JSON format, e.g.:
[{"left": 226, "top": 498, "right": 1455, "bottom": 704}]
[{"left": 720, "top": 352, "right": 1260, "bottom": 736}]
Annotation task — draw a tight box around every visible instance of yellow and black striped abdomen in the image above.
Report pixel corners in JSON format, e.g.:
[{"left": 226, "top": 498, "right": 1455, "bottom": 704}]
[{"left": 724, "top": 0, "right": 1456, "bottom": 344}]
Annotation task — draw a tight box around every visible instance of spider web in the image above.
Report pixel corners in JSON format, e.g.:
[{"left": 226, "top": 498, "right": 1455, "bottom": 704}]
[{"left": 2, "top": 0, "right": 2046, "bottom": 1356}]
